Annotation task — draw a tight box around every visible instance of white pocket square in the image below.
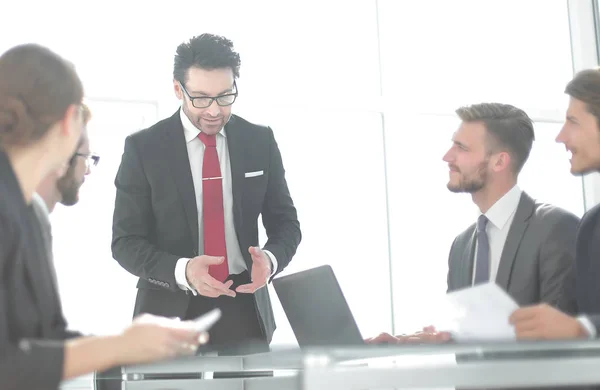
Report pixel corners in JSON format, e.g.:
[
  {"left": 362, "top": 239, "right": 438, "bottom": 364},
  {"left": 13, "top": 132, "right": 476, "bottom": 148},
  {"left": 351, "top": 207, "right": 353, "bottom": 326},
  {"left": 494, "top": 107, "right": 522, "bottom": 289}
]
[{"left": 245, "top": 170, "right": 264, "bottom": 178}]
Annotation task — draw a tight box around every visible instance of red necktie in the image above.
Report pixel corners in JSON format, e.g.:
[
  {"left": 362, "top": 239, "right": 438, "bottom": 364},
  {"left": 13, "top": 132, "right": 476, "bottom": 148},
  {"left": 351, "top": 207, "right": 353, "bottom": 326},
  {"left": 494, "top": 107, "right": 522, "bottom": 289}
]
[{"left": 198, "top": 132, "right": 229, "bottom": 282}]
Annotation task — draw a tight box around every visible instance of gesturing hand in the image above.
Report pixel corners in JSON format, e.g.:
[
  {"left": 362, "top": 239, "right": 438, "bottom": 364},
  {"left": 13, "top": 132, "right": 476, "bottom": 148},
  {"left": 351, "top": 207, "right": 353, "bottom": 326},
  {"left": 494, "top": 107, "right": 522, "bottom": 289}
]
[
  {"left": 185, "top": 255, "right": 236, "bottom": 298},
  {"left": 236, "top": 247, "right": 271, "bottom": 294}
]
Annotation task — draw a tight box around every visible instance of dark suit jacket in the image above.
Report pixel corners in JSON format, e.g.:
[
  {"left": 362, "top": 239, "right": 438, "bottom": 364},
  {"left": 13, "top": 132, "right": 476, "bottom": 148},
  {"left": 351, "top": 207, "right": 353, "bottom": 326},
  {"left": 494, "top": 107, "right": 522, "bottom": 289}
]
[
  {"left": 30, "top": 193, "right": 82, "bottom": 340},
  {"left": 0, "top": 150, "right": 65, "bottom": 390},
  {"left": 447, "top": 192, "right": 579, "bottom": 313},
  {"left": 112, "top": 111, "right": 301, "bottom": 342},
  {"left": 574, "top": 202, "right": 600, "bottom": 333}
]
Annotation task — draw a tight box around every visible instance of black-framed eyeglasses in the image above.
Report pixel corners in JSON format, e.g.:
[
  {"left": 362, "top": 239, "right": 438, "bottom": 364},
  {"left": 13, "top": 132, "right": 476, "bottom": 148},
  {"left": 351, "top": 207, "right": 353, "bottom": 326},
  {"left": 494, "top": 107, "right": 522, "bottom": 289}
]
[
  {"left": 73, "top": 152, "right": 100, "bottom": 168},
  {"left": 179, "top": 81, "right": 238, "bottom": 108}
]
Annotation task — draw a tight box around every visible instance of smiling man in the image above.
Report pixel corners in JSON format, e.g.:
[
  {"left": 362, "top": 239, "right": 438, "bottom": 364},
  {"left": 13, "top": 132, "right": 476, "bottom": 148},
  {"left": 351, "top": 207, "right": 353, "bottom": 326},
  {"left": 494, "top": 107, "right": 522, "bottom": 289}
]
[
  {"left": 111, "top": 33, "right": 301, "bottom": 354},
  {"left": 367, "top": 103, "right": 579, "bottom": 345},
  {"left": 442, "top": 103, "right": 579, "bottom": 312},
  {"left": 510, "top": 69, "right": 600, "bottom": 340}
]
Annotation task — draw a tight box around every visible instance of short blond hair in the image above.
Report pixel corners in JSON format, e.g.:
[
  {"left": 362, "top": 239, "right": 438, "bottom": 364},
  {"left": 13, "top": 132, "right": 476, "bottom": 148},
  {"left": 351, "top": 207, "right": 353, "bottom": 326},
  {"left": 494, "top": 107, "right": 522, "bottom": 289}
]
[{"left": 455, "top": 103, "right": 534, "bottom": 174}]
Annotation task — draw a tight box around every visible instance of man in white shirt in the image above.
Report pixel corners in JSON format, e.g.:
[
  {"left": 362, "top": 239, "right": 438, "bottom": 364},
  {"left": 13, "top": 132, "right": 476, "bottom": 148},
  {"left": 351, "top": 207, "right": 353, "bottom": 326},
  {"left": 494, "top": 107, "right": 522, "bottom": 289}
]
[
  {"left": 510, "top": 69, "right": 600, "bottom": 341},
  {"left": 367, "top": 103, "right": 579, "bottom": 344},
  {"left": 111, "top": 33, "right": 301, "bottom": 354}
]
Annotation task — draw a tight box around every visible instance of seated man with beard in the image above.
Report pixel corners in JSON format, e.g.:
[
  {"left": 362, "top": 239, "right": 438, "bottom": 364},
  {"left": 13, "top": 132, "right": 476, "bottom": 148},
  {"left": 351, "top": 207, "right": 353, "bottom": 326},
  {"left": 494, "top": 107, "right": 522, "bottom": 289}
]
[
  {"left": 368, "top": 102, "right": 580, "bottom": 344},
  {"left": 31, "top": 103, "right": 98, "bottom": 339},
  {"left": 35, "top": 103, "right": 98, "bottom": 213}
]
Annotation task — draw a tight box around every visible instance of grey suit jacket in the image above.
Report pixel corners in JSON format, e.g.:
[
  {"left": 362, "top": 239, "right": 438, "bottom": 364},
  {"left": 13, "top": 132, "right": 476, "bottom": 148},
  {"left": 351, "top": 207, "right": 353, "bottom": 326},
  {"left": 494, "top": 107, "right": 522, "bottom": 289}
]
[{"left": 447, "top": 192, "right": 579, "bottom": 313}]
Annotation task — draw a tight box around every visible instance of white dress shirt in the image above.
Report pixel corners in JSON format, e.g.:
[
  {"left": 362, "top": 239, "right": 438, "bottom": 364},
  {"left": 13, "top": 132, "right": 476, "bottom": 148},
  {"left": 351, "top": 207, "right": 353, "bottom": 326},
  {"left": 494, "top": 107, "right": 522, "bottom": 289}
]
[
  {"left": 174, "top": 109, "right": 277, "bottom": 294},
  {"left": 472, "top": 185, "right": 521, "bottom": 284}
]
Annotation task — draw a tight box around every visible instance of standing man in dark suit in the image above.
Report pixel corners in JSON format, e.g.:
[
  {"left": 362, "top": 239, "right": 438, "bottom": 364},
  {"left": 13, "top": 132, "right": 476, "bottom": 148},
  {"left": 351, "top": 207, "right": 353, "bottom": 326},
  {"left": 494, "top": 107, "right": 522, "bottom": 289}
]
[
  {"left": 112, "top": 33, "right": 301, "bottom": 353},
  {"left": 510, "top": 69, "right": 600, "bottom": 340},
  {"left": 367, "top": 103, "right": 579, "bottom": 344}
]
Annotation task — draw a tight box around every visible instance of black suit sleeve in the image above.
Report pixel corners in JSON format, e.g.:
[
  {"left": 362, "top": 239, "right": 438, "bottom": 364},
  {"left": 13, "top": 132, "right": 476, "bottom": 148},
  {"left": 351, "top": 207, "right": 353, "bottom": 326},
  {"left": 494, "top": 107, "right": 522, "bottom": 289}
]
[
  {"left": 51, "top": 316, "right": 84, "bottom": 340},
  {"left": 0, "top": 213, "right": 64, "bottom": 390},
  {"left": 261, "top": 127, "right": 301, "bottom": 278},
  {"left": 538, "top": 210, "right": 579, "bottom": 315},
  {"left": 112, "top": 135, "right": 180, "bottom": 291}
]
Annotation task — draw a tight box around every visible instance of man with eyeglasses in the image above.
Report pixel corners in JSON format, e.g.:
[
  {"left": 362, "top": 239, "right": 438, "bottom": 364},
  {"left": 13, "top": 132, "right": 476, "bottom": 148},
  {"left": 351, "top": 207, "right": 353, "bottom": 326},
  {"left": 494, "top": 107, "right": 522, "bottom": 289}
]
[
  {"left": 36, "top": 103, "right": 98, "bottom": 212},
  {"left": 31, "top": 103, "right": 98, "bottom": 339},
  {"left": 112, "top": 33, "right": 301, "bottom": 354}
]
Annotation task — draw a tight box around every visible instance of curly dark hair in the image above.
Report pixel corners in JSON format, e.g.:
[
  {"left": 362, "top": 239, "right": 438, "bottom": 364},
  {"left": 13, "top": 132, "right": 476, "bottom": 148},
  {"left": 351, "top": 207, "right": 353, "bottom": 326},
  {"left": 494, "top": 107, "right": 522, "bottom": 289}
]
[{"left": 173, "top": 33, "right": 241, "bottom": 84}]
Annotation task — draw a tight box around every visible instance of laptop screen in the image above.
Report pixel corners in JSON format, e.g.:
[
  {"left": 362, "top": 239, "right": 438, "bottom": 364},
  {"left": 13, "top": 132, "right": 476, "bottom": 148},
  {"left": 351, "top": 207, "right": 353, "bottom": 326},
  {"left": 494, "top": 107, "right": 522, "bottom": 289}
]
[{"left": 273, "top": 265, "right": 364, "bottom": 347}]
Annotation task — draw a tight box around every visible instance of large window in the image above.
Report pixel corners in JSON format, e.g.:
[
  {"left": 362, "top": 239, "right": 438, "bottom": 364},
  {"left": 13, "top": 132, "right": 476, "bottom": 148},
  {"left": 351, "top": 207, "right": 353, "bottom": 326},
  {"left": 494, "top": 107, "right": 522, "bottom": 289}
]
[
  {"left": 378, "top": 0, "right": 581, "bottom": 334},
  {"left": 378, "top": 0, "right": 574, "bottom": 121},
  {"left": 238, "top": 107, "right": 392, "bottom": 345},
  {"left": 2, "top": 0, "right": 589, "bottom": 343}
]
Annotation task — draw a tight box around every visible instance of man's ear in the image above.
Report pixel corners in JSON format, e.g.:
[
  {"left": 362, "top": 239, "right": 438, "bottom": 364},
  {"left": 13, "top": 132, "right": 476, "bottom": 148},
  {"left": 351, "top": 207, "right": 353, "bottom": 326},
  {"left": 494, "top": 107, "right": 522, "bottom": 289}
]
[
  {"left": 59, "top": 104, "right": 82, "bottom": 138},
  {"left": 492, "top": 151, "right": 511, "bottom": 173},
  {"left": 173, "top": 80, "right": 183, "bottom": 100}
]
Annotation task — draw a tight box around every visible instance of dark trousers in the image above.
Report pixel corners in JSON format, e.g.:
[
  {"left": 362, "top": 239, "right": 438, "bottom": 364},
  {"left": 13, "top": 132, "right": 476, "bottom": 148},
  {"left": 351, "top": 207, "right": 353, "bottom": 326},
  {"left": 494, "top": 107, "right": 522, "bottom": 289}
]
[
  {"left": 188, "top": 270, "right": 269, "bottom": 356},
  {"left": 96, "top": 271, "right": 270, "bottom": 390}
]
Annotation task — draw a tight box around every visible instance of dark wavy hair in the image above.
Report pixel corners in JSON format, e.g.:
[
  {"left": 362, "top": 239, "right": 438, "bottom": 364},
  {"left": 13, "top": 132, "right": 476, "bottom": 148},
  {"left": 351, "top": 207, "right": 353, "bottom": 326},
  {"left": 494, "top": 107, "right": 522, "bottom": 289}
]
[
  {"left": 173, "top": 33, "right": 241, "bottom": 84},
  {"left": 565, "top": 68, "right": 600, "bottom": 131}
]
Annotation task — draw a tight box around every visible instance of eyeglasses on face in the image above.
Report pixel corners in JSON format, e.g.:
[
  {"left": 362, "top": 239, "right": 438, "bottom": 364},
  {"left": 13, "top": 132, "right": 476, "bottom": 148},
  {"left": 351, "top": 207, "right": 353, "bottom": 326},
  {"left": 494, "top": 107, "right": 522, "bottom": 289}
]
[
  {"left": 179, "top": 81, "right": 238, "bottom": 108},
  {"left": 73, "top": 152, "right": 100, "bottom": 168}
]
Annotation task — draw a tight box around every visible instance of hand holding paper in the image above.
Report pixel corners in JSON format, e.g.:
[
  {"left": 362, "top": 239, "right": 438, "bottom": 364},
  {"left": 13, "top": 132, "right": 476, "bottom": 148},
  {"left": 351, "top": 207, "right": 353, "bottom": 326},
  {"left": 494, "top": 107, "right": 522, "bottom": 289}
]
[{"left": 438, "top": 282, "right": 519, "bottom": 341}]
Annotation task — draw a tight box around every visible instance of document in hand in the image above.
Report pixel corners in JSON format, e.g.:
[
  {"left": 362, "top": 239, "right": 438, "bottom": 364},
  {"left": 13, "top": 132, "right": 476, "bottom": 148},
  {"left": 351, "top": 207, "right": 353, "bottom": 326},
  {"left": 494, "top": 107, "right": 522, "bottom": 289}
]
[
  {"left": 439, "top": 283, "right": 519, "bottom": 341},
  {"left": 180, "top": 308, "right": 222, "bottom": 332},
  {"left": 139, "top": 308, "right": 222, "bottom": 332}
]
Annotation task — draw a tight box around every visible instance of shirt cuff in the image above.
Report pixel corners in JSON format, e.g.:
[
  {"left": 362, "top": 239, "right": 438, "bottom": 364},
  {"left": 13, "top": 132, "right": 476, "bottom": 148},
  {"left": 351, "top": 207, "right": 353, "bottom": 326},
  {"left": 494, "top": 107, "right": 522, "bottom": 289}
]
[
  {"left": 263, "top": 249, "right": 278, "bottom": 276},
  {"left": 577, "top": 315, "right": 596, "bottom": 339},
  {"left": 175, "top": 257, "right": 197, "bottom": 296}
]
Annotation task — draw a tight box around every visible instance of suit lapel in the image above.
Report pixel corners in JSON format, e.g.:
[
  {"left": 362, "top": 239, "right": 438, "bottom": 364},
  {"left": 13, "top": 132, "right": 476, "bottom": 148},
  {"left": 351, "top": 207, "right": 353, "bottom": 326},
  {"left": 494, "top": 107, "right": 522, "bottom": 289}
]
[
  {"left": 495, "top": 192, "right": 535, "bottom": 290},
  {"left": 224, "top": 116, "right": 245, "bottom": 248},
  {"left": 163, "top": 111, "right": 199, "bottom": 253}
]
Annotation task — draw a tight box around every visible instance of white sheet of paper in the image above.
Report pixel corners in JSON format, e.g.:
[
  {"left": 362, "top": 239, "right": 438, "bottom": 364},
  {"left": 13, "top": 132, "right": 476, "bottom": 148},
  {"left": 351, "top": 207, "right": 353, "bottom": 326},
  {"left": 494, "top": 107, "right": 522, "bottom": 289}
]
[
  {"left": 179, "top": 308, "right": 222, "bottom": 332},
  {"left": 437, "top": 283, "right": 519, "bottom": 341},
  {"left": 138, "top": 308, "right": 222, "bottom": 332}
]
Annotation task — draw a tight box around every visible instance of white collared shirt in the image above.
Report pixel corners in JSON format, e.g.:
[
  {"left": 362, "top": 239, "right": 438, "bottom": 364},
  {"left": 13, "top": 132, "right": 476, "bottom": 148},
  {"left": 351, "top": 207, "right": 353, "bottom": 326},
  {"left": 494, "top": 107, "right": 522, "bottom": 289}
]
[
  {"left": 472, "top": 185, "right": 522, "bottom": 284},
  {"left": 174, "top": 109, "right": 277, "bottom": 293}
]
